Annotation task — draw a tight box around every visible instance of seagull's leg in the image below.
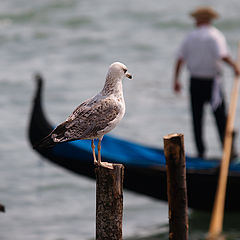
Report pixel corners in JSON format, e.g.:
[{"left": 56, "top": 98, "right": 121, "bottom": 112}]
[
  {"left": 91, "top": 140, "right": 97, "bottom": 165},
  {"left": 97, "top": 136, "right": 103, "bottom": 165}
]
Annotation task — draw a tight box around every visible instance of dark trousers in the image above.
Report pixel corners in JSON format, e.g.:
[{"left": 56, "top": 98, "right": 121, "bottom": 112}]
[{"left": 190, "top": 77, "right": 227, "bottom": 157}]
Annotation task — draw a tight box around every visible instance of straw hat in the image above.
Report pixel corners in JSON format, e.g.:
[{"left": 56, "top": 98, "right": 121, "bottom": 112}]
[{"left": 190, "top": 7, "right": 219, "bottom": 20}]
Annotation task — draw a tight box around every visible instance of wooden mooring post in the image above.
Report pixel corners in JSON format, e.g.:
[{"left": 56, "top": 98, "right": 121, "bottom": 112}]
[
  {"left": 95, "top": 163, "right": 124, "bottom": 240},
  {"left": 164, "top": 133, "right": 188, "bottom": 240}
]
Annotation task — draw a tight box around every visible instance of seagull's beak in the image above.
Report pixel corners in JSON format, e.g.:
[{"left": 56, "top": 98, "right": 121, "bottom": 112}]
[{"left": 126, "top": 72, "right": 132, "bottom": 80}]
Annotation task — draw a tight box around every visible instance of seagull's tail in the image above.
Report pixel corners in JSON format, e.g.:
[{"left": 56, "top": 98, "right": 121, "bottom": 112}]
[
  {"left": 33, "top": 122, "right": 69, "bottom": 149},
  {"left": 33, "top": 134, "right": 56, "bottom": 149}
]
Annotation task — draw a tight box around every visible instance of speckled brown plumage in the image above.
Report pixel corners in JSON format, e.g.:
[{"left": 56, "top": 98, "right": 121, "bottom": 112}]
[{"left": 36, "top": 62, "right": 132, "bottom": 166}]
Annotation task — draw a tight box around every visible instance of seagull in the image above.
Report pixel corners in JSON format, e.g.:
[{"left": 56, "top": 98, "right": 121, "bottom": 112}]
[{"left": 36, "top": 62, "right": 132, "bottom": 166}]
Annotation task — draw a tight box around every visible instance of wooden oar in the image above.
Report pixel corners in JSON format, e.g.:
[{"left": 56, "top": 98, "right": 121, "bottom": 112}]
[{"left": 208, "top": 42, "right": 240, "bottom": 239}]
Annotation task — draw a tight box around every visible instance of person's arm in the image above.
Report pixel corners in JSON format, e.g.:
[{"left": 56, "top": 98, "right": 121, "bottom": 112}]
[
  {"left": 222, "top": 56, "right": 240, "bottom": 77},
  {"left": 173, "top": 58, "right": 184, "bottom": 93}
]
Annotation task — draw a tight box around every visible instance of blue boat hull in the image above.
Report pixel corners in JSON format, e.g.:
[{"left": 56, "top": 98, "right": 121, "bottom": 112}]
[{"left": 28, "top": 75, "right": 240, "bottom": 211}]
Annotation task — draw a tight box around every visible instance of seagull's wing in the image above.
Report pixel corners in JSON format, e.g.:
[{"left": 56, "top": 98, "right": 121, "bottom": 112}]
[{"left": 50, "top": 96, "right": 121, "bottom": 142}]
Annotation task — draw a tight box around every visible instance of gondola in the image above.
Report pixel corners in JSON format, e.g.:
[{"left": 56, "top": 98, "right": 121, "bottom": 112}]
[{"left": 28, "top": 75, "right": 240, "bottom": 211}]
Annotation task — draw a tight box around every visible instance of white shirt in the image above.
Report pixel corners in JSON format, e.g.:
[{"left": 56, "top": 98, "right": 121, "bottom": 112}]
[{"left": 178, "top": 25, "right": 229, "bottom": 78}]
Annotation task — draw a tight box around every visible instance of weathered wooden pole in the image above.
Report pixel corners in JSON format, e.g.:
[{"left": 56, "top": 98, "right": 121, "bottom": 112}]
[
  {"left": 95, "top": 162, "right": 124, "bottom": 240},
  {"left": 164, "top": 133, "right": 188, "bottom": 240}
]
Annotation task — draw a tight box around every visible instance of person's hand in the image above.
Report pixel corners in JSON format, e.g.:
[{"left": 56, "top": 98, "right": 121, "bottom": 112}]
[
  {"left": 174, "top": 80, "right": 181, "bottom": 93},
  {"left": 234, "top": 64, "right": 240, "bottom": 77},
  {"left": 221, "top": 56, "right": 240, "bottom": 78}
]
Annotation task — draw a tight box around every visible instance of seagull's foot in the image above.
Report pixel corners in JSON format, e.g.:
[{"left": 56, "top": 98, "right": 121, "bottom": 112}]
[
  {"left": 94, "top": 160, "right": 114, "bottom": 169},
  {"left": 94, "top": 159, "right": 102, "bottom": 167}
]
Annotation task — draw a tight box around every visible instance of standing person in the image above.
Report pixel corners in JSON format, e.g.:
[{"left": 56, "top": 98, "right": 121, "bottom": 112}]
[{"left": 173, "top": 7, "right": 240, "bottom": 158}]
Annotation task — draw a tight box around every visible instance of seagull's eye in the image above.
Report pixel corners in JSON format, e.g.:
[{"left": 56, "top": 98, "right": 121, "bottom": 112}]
[{"left": 123, "top": 68, "right": 127, "bottom": 73}]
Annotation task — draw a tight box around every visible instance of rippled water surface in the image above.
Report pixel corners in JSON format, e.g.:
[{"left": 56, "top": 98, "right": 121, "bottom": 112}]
[{"left": 1, "top": 0, "right": 240, "bottom": 239}]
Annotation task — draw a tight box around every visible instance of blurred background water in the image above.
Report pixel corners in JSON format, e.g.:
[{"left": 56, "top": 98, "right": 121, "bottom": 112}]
[{"left": 0, "top": 0, "right": 240, "bottom": 239}]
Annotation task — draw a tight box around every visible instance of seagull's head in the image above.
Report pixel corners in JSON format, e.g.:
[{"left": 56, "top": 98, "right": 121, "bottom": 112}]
[{"left": 107, "top": 62, "right": 132, "bottom": 81}]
